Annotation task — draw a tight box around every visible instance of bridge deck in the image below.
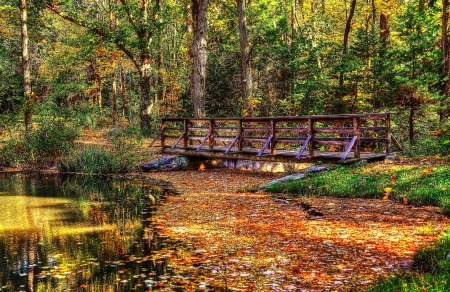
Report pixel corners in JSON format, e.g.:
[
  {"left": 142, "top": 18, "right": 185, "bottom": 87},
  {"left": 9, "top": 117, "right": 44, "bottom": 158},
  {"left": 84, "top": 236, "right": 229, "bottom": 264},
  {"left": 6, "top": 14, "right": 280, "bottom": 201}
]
[{"left": 158, "top": 114, "right": 402, "bottom": 163}]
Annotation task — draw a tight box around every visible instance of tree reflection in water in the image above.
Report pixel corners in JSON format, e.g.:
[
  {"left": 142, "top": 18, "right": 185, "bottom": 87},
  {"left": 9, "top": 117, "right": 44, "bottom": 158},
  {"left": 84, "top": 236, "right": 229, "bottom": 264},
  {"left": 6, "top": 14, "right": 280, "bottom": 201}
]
[{"left": 0, "top": 173, "right": 173, "bottom": 291}]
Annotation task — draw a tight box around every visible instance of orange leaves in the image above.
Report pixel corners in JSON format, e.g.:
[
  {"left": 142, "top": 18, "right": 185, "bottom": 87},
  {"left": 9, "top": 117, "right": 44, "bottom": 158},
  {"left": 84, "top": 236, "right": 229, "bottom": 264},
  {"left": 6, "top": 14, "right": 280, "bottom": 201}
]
[{"left": 149, "top": 169, "right": 447, "bottom": 291}]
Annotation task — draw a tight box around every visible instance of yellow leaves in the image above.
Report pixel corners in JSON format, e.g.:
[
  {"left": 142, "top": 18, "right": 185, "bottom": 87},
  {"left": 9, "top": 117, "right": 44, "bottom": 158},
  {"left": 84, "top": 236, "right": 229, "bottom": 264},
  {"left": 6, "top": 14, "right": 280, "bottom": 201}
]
[{"left": 383, "top": 187, "right": 393, "bottom": 200}]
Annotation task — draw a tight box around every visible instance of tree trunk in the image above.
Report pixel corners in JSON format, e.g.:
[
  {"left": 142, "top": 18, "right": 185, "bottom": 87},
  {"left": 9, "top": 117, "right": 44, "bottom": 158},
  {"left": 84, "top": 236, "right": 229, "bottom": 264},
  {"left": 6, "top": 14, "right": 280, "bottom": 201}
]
[
  {"left": 20, "top": 0, "right": 32, "bottom": 130},
  {"left": 139, "top": 54, "right": 153, "bottom": 132},
  {"left": 337, "top": 0, "right": 357, "bottom": 112},
  {"left": 157, "top": 29, "right": 164, "bottom": 102},
  {"left": 119, "top": 63, "right": 129, "bottom": 118},
  {"left": 111, "top": 67, "right": 119, "bottom": 124},
  {"left": 442, "top": 0, "right": 450, "bottom": 120},
  {"left": 237, "top": 0, "right": 252, "bottom": 116},
  {"left": 380, "top": 12, "right": 390, "bottom": 52},
  {"left": 89, "top": 57, "right": 102, "bottom": 107},
  {"left": 190, "top": 0, "right": 208, "bottom": 118}
]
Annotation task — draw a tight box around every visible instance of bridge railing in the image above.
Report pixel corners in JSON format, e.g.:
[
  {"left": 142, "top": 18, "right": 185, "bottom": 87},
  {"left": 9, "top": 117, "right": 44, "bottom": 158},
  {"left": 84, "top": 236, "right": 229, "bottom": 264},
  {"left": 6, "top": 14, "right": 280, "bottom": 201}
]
[{"left": 160, "top": 114, "right": 402, "bottom": 160}]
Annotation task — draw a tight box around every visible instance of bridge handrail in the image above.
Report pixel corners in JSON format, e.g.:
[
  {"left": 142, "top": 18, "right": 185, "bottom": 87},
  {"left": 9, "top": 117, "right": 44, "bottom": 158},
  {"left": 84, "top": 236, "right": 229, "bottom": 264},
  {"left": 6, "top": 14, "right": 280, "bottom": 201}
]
[{"left": 160, "top": 114, "right": 401, "bottom": 159}]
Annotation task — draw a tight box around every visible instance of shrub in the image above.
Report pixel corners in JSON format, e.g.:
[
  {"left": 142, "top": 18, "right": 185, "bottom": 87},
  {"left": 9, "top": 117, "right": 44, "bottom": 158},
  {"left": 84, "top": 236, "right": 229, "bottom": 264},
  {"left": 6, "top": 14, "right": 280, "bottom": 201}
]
[
  {"left": 58, "top": 138, "right": 142, "bottom": 174},
  {"left": 0, "top": 119, "right": 80, "bottom": 167}
]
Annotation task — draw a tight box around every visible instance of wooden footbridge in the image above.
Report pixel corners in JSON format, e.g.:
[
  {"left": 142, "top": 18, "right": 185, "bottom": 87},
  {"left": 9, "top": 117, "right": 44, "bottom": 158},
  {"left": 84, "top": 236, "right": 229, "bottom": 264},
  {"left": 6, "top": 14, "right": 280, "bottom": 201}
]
[{"left": 158, "top": 113, "right": 403, "bottom": 164}]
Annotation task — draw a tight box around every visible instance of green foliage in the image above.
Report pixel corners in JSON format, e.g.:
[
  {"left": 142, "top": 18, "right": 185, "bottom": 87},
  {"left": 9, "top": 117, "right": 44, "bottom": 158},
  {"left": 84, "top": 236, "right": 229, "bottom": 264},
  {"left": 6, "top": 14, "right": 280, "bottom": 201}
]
[
  {"left": 263, "top": 163, "right": 450, "bottom": 214},
  {"left": 58, "top": 138, "right": 143, "bottom": 174},
  {"left": 0, "top": 119, "right": 80, "bottom": 167},
  {"left": 367, "top": 230, "right": 450, "bottom": 291}
]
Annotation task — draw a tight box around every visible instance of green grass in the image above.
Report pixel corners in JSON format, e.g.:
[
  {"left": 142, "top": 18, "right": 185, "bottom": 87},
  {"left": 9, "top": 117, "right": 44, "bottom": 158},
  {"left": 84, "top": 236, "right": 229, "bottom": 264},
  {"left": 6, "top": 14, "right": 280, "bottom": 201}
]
[
  {"left": 263, "top": 162, "right": 450, "bottom": 214},
  {"left": 262, "top": 160, "right": 450, "bottom": 291},
  {"left": 367, "top": 230, "right": 450, "bottom": 291}
]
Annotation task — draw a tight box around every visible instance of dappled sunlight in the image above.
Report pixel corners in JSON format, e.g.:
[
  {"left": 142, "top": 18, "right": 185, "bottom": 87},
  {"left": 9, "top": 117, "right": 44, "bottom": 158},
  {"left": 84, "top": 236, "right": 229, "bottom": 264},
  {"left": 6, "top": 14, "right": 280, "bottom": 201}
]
[{"left": 149, "top": 169, "right": 449, "bottom": 291}]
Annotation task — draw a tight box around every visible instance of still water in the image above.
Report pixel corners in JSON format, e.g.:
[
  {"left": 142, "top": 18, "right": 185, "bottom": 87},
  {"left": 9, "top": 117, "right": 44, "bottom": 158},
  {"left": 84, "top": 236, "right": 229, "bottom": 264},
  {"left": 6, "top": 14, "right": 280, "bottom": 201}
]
[{"left": 0, "top": 173, "right": 174, "bottom": 292}]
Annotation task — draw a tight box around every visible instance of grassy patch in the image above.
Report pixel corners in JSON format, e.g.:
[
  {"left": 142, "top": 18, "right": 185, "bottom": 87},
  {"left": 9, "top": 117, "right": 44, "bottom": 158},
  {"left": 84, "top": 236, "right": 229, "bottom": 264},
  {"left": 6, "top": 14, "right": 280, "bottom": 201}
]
[
  {"left": 367, "top": 230, "right": 450, "bottom": 291},
  {"left": 263, "top": 162, "right": 450, "bottom": 214},
  {"left": 58, "top": 137, "right": 148, "bottom": 174},
  {"left": 262, "top": 159, "right": 450, "bottom": 291}
]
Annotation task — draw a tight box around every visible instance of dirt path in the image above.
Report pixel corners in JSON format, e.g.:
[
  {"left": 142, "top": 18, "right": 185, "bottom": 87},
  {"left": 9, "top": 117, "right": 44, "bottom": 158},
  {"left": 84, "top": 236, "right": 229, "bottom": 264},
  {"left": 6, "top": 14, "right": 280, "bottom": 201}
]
[{"left": 142, "top": 169, "right": 448, "bottom": 291}]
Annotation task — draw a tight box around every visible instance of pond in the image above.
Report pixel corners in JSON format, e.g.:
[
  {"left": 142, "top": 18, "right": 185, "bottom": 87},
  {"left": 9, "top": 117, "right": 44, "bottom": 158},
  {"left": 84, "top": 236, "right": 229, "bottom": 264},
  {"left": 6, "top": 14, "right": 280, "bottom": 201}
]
[{"left": 0, "top": 173, "right": 176, "bottom": 292}]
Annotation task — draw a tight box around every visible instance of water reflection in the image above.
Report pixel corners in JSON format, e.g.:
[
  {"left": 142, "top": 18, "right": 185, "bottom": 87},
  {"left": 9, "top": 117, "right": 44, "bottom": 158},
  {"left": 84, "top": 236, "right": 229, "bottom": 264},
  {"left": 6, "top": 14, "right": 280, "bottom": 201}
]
[{"left": 0, "top": 173, "right": 172, "bottom": 291}]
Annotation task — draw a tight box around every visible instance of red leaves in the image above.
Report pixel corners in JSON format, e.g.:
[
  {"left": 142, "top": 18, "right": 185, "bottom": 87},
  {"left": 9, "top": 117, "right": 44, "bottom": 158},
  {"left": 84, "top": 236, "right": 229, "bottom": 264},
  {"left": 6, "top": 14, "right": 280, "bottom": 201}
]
[{"left": 148, "top": 169, "right": 447, "bottom": 291}]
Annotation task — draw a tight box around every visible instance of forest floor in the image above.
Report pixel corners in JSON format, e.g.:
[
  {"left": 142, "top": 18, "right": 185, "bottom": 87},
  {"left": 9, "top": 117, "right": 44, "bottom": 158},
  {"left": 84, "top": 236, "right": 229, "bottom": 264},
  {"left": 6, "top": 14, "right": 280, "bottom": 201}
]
[{"left": 142, "top": 167, "right": 448, "bottom": 291}]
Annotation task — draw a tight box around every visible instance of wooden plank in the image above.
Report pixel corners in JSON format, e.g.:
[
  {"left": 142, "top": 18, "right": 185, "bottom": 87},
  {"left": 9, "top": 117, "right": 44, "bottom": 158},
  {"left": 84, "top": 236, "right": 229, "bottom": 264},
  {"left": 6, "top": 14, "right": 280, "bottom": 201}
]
[
  {"left": 257, "top": 135, "right": 274, "bottom": 157},
  {"left": 209, "top": 120, "right": 214, "bottom": 149},
  {"left": 214, "top": 128, "right": 239, "bottom": 133},
  {"left": 308, "top": 118, "right": 314, "bottom": 157},
  {"left": 238, "top": 120, "right": 243, "bottom": 151},
  {"left": 214, "top": 137, "right": 235, "bottom": 142},
  {"left": 314, "top": 128, "right": 354, "bottom": 134},
  {"left": 189, "top": 127, "right": 210, "bottom": 131},
  {"left": 225, "top": 134, "right": 240, "bottom": 153},
  {"left": 242, "top": 128, "right": 271, "bottom": 133},
  {"left": 315, "top": 140, "right": 351, "bottom": 146},
  {"left": 149, "top": 130, "right": 163, "bottom": 147},
  {"left": 340, "top": 136, "right": 357, "bottom": 161},
  {"left": 188, "top": 135, "right": 208, "bottom": 140},
  {"left": 271, "top": 119, "right": 276, "bottom": 154},
  {"left": 172, "top": 132, "right": 185, "bottom": 148},
  {"left": 385, "top": 114, "right": 392, "bottom": 153},
  {"left": 353, "top": 116, "right": 361, "bottom": 158},
  {"left": 274, "top": 137, "right": 309, "bottom": 144},
  {"left": 197, "top": 133, "right": 212, "bottom": 150},
  {"left": 391, "top": 134, "right": 404, "bottom": 151},
  {"left": 242, "top": 137, "right": 271, "bottom": 143},
  {"left": 296, "top": 135, "right": 311, "bottom": 159},
  {"left": 183, "top": 119, "right": 188, "bottom": 148},
  {"left": 275, "top": 128, "right": 309, "bottom": 134}
]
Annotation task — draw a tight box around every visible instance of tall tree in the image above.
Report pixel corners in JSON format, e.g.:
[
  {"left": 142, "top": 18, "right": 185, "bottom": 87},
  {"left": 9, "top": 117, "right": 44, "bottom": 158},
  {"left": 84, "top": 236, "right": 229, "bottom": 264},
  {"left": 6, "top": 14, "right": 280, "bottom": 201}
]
[
  {"left": 190, "top": 0, "right": 208, "bottom": 118},
  {"left": 46, "top": 0, "right": 160, "bottom": 132},
  {"left": 237, "top": 0, "right": 252, "bottom": 116},
  {"left": 20, "top": 0, "right": 32, "bottom": 130},
  {"left": 442, "top": 0, "right": 450, "bottom": 120}
]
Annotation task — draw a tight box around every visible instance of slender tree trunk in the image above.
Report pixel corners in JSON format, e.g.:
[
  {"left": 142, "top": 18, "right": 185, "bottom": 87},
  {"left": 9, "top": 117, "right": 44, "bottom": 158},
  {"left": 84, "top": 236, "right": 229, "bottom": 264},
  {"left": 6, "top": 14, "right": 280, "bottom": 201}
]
[
  {"left": 111, "top": 67, "right": 119, "bottom": 124},
  {"left": 337, "top": 0, "right": 357, "bottom": 112},
  {"left": 89, "top": 58, "right": 102, "bottom": 107},
  {"left": 139, "top": 54, "right": 153, "bottom": 131},
  {"left": 157, "top": 29, "right": 164, "bottom": 102},
  {"left": 119, "top": 63, "right": 129, "bottom": 118},
  {"left": 237, "top": 0, "right": 252, "bottom": 116},
  {"left": 380, "top": 12, "right": 390, "bottom": 52},
  {"left": 442, "top": 0, "right": 450, "bottom": 120},
  {"left": 20, "top": 0, "right": 32, "bottom": 130},
  {"left": 190, "top": 0, "right": 208, "bottom": 118},
  {"left": 339, "top": 0, "right": 357, "bottom": 88}
]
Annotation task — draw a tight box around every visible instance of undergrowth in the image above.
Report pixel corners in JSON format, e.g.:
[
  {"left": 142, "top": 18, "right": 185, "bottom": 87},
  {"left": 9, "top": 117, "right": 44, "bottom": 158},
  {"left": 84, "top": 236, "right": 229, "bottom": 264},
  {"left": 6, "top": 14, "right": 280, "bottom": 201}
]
[
  {"left": 263, "top": 162, "right": 450, "bottom": 214},
  {"left": 58, "top": 138, "right": 144, "bottom": 174},
  {"left": 366, "top": 230, "right": 450, "bottom": 291}
]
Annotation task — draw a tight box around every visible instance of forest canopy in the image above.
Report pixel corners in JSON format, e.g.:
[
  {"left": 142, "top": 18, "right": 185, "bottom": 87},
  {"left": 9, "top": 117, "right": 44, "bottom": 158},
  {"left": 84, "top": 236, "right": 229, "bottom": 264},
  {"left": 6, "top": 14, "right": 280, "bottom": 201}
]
[{"left": 0, "top": 0, "right": 449, "bottom": 148}]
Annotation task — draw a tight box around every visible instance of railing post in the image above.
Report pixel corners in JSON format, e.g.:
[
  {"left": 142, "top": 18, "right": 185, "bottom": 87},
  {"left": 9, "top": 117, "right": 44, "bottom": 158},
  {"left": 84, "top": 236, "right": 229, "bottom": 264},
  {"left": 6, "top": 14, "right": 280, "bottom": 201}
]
[
  {"left": 353, "top": 117, "right": 361, "bottom": 158},
  {"left": 270, "top": 119, "right": 276, "bottom": 154},
  {"left": 308, "top": 118, "right": 314, "bottom": 157},
  {"left": 183, "top": 119, "right": 188, "bottom": 148},
  {"left": 161, "top": 119, "right": 166, "bottom": 147},
  {"left": 238, "top": 119, "right": 243, "bottom": 151},
  {"left": 209, "top": 119, "right": 214, "bottom": 149},
  {"left": 386, "top": 114, "right": 392, "bottom": 154}
]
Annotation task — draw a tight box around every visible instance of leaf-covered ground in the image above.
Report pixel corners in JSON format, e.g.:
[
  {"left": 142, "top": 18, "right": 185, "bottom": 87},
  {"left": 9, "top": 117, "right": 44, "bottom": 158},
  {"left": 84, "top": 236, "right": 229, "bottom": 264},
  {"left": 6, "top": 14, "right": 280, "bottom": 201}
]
[{"left": 144, "top": 168, "right": 448, "bottom": 291}]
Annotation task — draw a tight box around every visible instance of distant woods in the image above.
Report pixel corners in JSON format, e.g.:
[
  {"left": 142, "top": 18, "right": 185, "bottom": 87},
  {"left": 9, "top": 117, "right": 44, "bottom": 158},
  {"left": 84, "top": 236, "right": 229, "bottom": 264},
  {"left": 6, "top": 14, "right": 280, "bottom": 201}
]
[{"left": 0, "top": 0, "right": 449, "bottom": 144}]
